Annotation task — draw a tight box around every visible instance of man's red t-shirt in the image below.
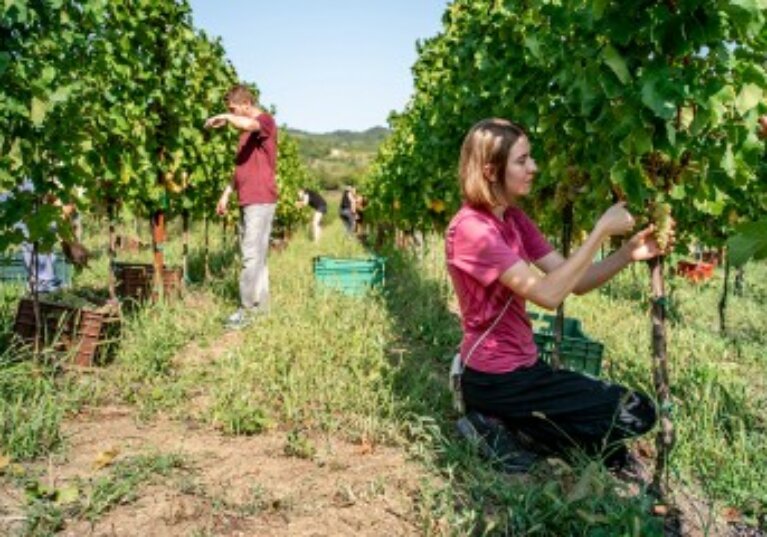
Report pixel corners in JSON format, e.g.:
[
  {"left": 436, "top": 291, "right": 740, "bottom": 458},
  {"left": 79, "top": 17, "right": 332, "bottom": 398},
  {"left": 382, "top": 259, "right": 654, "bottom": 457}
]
[{"left": 233, "top": 112, "right": 278, "bottom": 205}]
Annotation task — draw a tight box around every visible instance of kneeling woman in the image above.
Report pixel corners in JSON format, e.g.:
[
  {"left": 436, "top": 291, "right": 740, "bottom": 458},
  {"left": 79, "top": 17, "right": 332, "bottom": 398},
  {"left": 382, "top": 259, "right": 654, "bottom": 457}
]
[{"left": 447, "top": 118, "right": 663, "bottom": 468}]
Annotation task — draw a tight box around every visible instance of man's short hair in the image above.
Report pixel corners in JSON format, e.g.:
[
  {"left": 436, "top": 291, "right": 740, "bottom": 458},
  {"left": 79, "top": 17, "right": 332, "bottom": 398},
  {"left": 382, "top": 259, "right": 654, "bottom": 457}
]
[{"left": 226, "top": 84, "right": 256, "bottom": 106}]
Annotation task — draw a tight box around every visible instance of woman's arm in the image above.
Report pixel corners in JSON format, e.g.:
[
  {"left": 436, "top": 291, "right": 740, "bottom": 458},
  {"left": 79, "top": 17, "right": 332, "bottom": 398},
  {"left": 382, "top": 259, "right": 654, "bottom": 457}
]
[
  {"left": 499, "top": 229, "right": 606, "bottom": 310},
  {"left": 499, "top": 203, "right": 635, "bottom": 310},
  {"left": 534, "top": 226, "right": 666, "bottom": 295}
]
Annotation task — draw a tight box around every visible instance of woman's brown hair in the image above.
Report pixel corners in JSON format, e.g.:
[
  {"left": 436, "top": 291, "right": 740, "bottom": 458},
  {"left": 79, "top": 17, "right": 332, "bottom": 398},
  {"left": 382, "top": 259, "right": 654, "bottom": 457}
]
[{"left": 458, "top": 118, "right": 526, "bottom": 210}]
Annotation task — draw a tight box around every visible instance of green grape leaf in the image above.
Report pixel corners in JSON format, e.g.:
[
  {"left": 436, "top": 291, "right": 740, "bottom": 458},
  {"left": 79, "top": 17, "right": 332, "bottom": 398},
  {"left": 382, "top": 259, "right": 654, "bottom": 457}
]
[
  {"left": 30, "top": 97, "right": 48, "bottom": 126},
  {"left": 0, "top": 52, "right": 10, "bottom": 76},
  {"left": 620, "top": 128, "right": 653, "bottom": 155},
  {"left": 641, "top": 76, "right": 676, "bottom": 120},
  {"left": 734, "top": 83, "right": 764, "bottom": 116},
  {"left": 708, "top": 85, "right": 736, "bottom": 123},
  {"left": 721, "top": 144, "right": 736, "bottom": 178},
  {"left": 602, "top": 45, "right": 630, "bottom": 85},
  {"left": 592, "top": 0, "right": 608, "bottom": 20},
  {"left": 727, "top": 219, "right": 767, "bottom": 267},
  {"left": 610, "top": 159, "right": 646, "bottom": 206},
  {"left": 8, "top": 139, "right": 23, "bottom": 170}
]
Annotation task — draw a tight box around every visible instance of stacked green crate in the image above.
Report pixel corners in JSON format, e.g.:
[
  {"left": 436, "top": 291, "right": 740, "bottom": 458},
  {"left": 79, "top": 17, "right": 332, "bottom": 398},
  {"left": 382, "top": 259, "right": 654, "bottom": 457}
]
[{"left": 529, "top": 312, "right": 603, "bottom": 376}]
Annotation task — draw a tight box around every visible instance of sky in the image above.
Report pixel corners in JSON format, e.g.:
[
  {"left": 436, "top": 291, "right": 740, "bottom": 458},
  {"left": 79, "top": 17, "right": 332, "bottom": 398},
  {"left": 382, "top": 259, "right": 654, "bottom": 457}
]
[{"left": 188, "top": 1, "right": 449, "bottom": 133}]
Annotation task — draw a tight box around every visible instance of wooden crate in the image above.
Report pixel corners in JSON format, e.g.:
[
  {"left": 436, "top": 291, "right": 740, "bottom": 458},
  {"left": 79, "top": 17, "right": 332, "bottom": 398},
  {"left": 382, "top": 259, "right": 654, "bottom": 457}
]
[
  {"left": 676, "top": 260, "right": 715, "bottom": 282},
  {"left": 13, "top": 298, "right": 121, "bottom": 366},
  {"left": 113, "top": 262, "right": 183, "bottom": 301}
]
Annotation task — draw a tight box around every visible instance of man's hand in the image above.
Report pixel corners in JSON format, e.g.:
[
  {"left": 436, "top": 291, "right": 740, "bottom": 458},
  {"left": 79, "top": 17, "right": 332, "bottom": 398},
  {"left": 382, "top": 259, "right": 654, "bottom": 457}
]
[
  {"left": 216, "top": 193, "right": 229, "bottom": 216},
  {"left": 205, "top": 114, "right": 229, "bottom": 129},
  {"left": 622, "top": 223, "right": 676, "bottom": 262}
]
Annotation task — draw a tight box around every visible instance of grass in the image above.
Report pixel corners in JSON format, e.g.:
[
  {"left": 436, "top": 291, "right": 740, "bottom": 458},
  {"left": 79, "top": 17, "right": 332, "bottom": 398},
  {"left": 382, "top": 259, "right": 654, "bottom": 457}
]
[
  {"left": 0, "top": 214, "right": 765, "bottom": 534},
  {"left": 13, "top": 452, "right": 186, "bottom": 536}
]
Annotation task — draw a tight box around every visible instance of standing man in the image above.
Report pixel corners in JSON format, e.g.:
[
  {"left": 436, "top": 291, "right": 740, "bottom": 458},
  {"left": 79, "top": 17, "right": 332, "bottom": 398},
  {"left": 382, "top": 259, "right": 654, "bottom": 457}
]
[
  {"left": 205, "top": 84, "right": 278, "bottom": 329},
  {"left": 296, "top": 187, "right": 327, "bottom": 241}
]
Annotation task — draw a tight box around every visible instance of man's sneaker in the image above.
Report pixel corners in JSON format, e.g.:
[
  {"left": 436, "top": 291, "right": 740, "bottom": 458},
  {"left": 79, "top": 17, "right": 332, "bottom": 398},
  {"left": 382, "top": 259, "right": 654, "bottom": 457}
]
[
  {"left": 224, "top": 308, "right": 254, "bottom": 330},
  {"left": 456, "top": 411, "right": 539, "bottom": 474}
]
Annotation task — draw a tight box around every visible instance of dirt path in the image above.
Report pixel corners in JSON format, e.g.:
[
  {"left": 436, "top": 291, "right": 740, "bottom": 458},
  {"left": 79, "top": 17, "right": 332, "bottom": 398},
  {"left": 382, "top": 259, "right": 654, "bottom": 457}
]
[
  {"left": 2, "top": 406, "right": 424, "bottom": 537},
  {"left": 0, "top": 319, "right": 429, "bottom": 537}
]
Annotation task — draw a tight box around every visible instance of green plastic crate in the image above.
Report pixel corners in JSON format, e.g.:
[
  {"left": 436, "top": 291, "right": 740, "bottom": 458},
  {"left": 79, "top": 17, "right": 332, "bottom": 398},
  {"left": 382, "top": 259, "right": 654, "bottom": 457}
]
[
  {"left": 0, "top": 251, "right": 73, "bottom": 286},
  {"left": 529, "top": 312, "right": 603, "bottom": 376},
  {"left": 313, "top": 256, "right": 385, "bottom": 296}
]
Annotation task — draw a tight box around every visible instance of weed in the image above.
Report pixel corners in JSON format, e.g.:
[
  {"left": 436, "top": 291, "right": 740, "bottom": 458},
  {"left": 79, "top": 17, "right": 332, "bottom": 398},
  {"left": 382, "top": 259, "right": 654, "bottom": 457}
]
[
  {"left": 284, "top": 429, "right": 316, "bottom": 460},
  {"left": 77, "top": 452, "right": 186, "bottom": 521}
]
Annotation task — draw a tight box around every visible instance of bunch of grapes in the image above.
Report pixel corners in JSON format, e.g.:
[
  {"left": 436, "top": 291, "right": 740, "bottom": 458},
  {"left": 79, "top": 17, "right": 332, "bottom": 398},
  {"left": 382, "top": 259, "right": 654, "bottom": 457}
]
[
  {"left": 554, "top": 168, "right": 588, "bottom": 209},
  {"left": 651, "top": 202, "right": 673, "bottom": 251}
]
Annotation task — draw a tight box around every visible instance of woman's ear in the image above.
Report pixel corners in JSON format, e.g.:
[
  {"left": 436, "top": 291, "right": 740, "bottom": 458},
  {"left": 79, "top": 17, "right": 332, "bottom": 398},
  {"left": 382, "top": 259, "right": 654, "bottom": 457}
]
[{"left": 482, "top": 164, "right": 497, "bottom": 182}]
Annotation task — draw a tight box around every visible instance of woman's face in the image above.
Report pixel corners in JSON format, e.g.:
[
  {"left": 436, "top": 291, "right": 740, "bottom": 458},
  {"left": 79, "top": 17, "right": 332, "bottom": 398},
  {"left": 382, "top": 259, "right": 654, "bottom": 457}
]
[{"left": 500, "top": 135, "right": 537, "bottom": 201}]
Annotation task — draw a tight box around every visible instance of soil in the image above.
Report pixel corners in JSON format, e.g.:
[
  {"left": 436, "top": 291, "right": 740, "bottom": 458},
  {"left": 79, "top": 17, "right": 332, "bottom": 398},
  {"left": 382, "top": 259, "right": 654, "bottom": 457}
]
[{"left": 1, "top": 406, "right": 424, "bottom": 537}]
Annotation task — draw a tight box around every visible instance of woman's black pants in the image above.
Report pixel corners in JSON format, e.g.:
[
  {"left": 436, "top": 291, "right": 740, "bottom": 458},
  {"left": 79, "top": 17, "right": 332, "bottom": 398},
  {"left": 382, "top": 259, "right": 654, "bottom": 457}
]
[{"left": 461, "top": 360, "right": 657, "bottom": 462}]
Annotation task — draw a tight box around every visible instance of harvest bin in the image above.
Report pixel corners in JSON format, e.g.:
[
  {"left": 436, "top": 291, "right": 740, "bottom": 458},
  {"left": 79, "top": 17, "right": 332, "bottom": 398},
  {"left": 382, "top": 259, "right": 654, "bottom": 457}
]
[
  {"left": 312, "top": 256, "right": 385, "bottom": 295},
  {"left": 113, "top": 262, "right": 183, "bottom": 301},
  {"left": 528, "top": 312, "right": 604, "bottom": 376},
  {"left": 13, "top": 298, "right": 120, "bottom": 366},
  {"left": 0, "top": 251, "right": 73, "bottom": 287}
]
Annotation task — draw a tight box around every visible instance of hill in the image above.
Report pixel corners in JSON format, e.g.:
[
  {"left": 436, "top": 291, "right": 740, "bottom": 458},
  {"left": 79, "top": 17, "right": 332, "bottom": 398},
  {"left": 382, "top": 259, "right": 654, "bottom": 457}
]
[{"left": 285, "top": 127, "right": 389, "bottom": 190}]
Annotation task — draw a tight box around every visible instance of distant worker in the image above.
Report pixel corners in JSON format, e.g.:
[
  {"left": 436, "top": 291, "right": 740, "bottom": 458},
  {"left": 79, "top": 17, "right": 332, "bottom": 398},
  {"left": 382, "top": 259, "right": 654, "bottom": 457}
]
[
  {"left": 354, "top": 192, "right": 368, "bottom": 237},
  {"left": 205, "top": 84, "right": 278, "bottom": 329},
  {"left": 0, "top": 180, "right": 86, "bottom": 292},
  {"left": 339, "top": 185, "right": 357, "bottom": 235},
  {"left": 296, "top": 188, "right": 327, "bottom": 242}
]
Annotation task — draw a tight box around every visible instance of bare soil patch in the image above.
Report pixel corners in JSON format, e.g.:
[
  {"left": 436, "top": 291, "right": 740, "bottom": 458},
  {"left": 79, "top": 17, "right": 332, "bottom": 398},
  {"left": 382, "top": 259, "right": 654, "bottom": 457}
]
[{"left": 1, "top": 407, "right": 424, "bottom": 536}]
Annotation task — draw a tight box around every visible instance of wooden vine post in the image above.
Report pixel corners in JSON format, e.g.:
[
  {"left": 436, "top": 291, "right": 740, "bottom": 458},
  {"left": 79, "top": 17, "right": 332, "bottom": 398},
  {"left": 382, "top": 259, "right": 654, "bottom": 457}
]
[
  {"left": 648, "top": 256, "right": 674, "bottom": 495},
  {"left": 107, "top": 199, "right": 117, "bottom": 302},
  {"left": 182, "top": 208, "right": 190, "bottom": 284},
  {"left": 718, "top": 251, "right": 730, "bottom": 335},
  {"left": 151, "top": 209, "right": 165, "bottom": 299},
  {"left": 552, "top": 202, "right": 574, "bottom": 370},
  {"left": 31, "top": 242, "right": 41, "bottom": 357},
  {"left": 203, "top": 214, "right": 211, "bottom": 281}
]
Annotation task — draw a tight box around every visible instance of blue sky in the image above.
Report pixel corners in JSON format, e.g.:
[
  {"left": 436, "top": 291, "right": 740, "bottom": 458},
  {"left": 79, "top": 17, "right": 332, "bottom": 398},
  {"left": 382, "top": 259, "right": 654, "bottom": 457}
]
[{"left": 188, "top": 1, "right": 449, "bottom": 133}]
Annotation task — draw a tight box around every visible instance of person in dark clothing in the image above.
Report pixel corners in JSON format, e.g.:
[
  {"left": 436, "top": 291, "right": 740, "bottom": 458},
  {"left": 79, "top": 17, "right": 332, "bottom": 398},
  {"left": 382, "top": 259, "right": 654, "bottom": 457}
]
[
  {"left": 296, "top": 188, "right": 327, "bottom": 241},
  {"left": 339, "top": 186, "right": 357, "bottom": 234}
]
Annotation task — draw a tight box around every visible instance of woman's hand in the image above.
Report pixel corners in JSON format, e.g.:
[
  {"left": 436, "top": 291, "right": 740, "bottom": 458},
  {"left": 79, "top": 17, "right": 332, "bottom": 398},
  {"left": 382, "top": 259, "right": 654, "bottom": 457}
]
[
  {"left": 596, "top": 202, "right": 636, "bottom": 237},
  {"left": 622, "top": 224, "right": 675, "bottom": 262}
]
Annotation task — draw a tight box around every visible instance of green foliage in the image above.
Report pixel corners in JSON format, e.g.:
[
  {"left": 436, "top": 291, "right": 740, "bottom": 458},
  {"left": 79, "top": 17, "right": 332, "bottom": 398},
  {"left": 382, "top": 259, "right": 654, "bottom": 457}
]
[
  {"left": 366, "top": 0, "right": 767, "bottom": 244},
  {"left": 80, "top": 453, "right": 186, "bottom": 520},
  {"left": 0, "top": 0, "right": 239, "bottom": 251},
  {"left": 1, "top": 0, "right": 106, "bottom": 251},
  {"left": 15, "top": 452, "right": 185, "bottom": 533},
  {"left": 274, "top": 131, "right": 311, "bottom": 234},
  {"left": 288, "top": 127, "right": 389, "bottom": 160},
  {"left": 289, "top": 127, "right": 387, "bottom": 191},
  {"left": 727, "top": 218, "right": 767, "bottom": 266},
  {"left": 0, "top": 358, "right": 63, "bottom": 460},
  {"left": 283, "top": 429, "right": 317, "bottom": 459}
]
